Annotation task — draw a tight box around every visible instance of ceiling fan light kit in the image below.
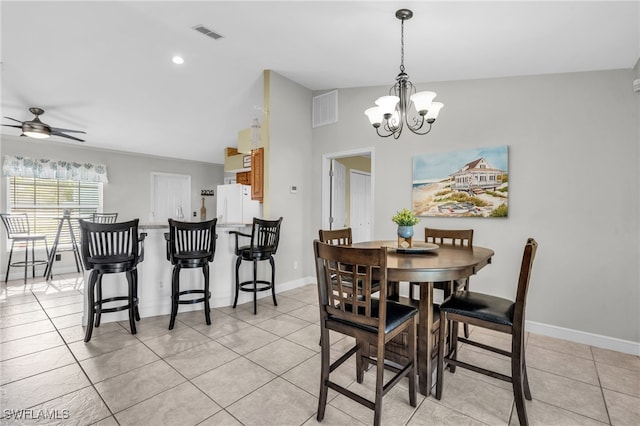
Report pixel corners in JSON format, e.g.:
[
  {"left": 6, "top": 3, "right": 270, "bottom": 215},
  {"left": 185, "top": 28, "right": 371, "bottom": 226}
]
[
  {"left": 2, "top": 107, "right": 86, "bottom": 142},
  {"left": 364, "top": 9, "right": 444, "bottom": 139}
]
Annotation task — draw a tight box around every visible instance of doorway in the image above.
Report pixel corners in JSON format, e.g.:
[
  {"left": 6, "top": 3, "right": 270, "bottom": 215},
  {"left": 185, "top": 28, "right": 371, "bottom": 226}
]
[
  {"left": 322, "top": 148, "right": 374, "bottom": 243},
  {"left": 150, "top": 172, "right": 191, "bottom": 222}
]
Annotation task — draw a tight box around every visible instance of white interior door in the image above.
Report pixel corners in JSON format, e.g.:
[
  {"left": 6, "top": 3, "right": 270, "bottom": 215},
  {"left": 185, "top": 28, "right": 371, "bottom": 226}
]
[
  {"left": 330, "top": 159, "right": 346, "bottom": 230},
  {"left": 151, "top": 172, "right": 191, "bottom": 222},
  {"left": 350, "top": 170, "right": 371, "bottom": 243}
]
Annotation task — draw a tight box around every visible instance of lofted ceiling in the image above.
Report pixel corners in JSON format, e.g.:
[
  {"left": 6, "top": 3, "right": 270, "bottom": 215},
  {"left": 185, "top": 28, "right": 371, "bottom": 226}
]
[{"left": 1, "top": 1, "right": 638, "bottom": 164}]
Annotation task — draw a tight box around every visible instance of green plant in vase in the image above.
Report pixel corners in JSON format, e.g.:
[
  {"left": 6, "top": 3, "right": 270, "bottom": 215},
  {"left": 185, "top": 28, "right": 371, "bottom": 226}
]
[{"left": 392, "top": 208, "right": 420, "bottom": 246}]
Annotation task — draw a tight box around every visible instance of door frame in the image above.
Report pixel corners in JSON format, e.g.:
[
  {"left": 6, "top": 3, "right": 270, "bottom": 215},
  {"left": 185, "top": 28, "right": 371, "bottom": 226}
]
[{"left": 321, "top": 147, "right": 375, "bottom": 238}]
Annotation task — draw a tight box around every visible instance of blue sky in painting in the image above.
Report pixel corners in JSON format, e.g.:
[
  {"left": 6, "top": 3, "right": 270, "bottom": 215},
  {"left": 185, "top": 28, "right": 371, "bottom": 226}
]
[{"left": 412, "top": 145, "right": 508, "bottom": 183}]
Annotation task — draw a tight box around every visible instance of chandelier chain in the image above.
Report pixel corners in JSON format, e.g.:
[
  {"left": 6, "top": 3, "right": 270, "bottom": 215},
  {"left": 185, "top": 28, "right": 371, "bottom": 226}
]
[{"left": 400, "top": 18, "right": 405, "bottom": 73}]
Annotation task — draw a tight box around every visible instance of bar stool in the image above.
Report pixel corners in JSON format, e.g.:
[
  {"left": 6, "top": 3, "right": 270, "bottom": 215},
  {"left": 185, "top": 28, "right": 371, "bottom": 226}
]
[
  {"left": 79, "top": 219, "right": 147, "bottom": 342},
  {"left": 230, "top": 217, "right": 282, "bottom": 314},
  {"left": 164, "top": 218, "right": 217, "bottom": 330},
  {"left": 91, "top": 212, "right": 118, "bottom": 223},
  {"left": 0, "top": 213, "right": 49, "bottom": 284}
]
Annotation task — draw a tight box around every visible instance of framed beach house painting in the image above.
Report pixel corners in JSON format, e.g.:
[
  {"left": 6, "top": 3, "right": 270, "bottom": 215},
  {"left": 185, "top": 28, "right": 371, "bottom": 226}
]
[{"left": 412, "top": 145, "right": 509, "bottom": 218}]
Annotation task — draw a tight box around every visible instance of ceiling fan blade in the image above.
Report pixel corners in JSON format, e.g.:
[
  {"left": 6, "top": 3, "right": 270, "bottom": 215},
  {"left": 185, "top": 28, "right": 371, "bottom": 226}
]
[
  {"left": 50, "top": 126, "right": 86, "bottom": 134},
  {"left": 3, "top": 116, "right": 24, "bottom": 124},
  {"left": 50, "top": 130, "right": 85, "bottom": 142},
  {"left": 2, "top": 124, "right": 23, "bottom": 129}
]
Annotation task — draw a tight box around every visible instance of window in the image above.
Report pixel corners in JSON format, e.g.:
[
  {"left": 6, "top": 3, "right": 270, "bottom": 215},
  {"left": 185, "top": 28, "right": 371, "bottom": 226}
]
[{"left": 6, "top": 177, "right": 103, "bottom": 248}]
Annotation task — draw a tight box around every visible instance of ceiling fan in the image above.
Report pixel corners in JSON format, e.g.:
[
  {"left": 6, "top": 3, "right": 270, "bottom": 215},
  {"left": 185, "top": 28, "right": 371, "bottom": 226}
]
[{"left": 2, "top": 107, "right": 86, "bottom": 142}]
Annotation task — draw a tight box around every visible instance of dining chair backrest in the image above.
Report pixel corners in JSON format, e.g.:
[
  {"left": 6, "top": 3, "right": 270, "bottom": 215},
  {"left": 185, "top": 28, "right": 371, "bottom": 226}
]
[
  {"left": 91, "top": 212, "right": 118, "bottom": 223},
  {"left": 1, "top": 213, "right": 32, "bottom": 236},
  {"left": 79, "top": 219, "right": 141, "bottom": 270},
  {"left": 513, "top": 237, "right": 538, "bottom": 328},
  {"left": 425, "top": 227, "right": 473, "bottom": 248},
  {"left": 166, "top": 218, "right": 217, "bottom": 265},
  {"left": 318, "top": 228, "right": 353, "bottom": 246},
  {"left": 314, "top": 240, "right": 388, "bottom": 329},
  {"left": 249, "top": 217, "right": 282, "bottom": 255}
]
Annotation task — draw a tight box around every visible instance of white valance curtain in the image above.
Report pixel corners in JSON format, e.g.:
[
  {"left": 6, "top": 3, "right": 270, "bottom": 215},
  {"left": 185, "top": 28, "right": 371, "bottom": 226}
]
[{"left": 2, "top": 155, "right": 109, "bottom": 183}]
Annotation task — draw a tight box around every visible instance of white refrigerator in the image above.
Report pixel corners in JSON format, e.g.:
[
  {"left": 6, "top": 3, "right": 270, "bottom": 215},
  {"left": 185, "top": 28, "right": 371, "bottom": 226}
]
[{"left": 216, "top": 184, "right": 261, "bottom": 224}]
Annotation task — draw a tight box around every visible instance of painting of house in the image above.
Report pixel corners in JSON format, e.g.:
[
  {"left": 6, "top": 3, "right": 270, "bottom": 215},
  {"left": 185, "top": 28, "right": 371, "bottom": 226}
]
[{"left": 412, "top": 145, "right": 508, "bottom": 218}]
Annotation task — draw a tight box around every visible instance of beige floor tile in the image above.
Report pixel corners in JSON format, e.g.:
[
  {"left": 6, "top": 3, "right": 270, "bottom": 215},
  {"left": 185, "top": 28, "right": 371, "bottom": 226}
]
[
  {"left": 592, "top": 346, "right": 640, "bottom": 371},
  {"left": 527, "top": 367, "right": 608, "bottom": 423},
  {"left": 284, "top": 324, "right": 323, "bottom": 352},
  {"left": 68, "top": 329, "right": 140, "bottom": 361},
  {"left": 164, "top": 340, "right": 239, "bottom": 379},
  {"left": 0, "top": 301, "right": 42, "bottom": 317},
  {"left": 2, "top": 386, "right": 111, "bottom": 426},
  {"left": 0, "top": 364, "right": 90, "bottom": 410},
  {"left": 191, "top": 314, "right": 252, "bottom": 339},
  {"left": 258, "top": 294, "right": 307, "bottom": 313},
  {"left": 192, "top": 357, "right": 276, "bottom": 407},
  {"left": 198, "top": 409, "right": 244, "bottom": 426},
  {"left": 454, "top": 345, "right": 513, "bottom": 391},
  {"left": 245, "top": 338, "right": 316, "bottom": 375},
  {"left": 174, "top": 307, "right": 229, "bottom": 327},
  {"left": 597, "top": 362, "right": 640, "bottom": 397},
  {"left": 215, "top": 324, "right": 279, "bottom": 355},
  {"left": 406, "top": 399, "right": 487, "bottom": 425},
  {"left": 281, "top": 352, "right": 355, "bottom": 403},
  {"left": 43, "top": 301, "right": 85, "bottom": 318},
  {"left": 463, "top": 327, "right": 512, "bottom": 355},
  {"left": 227, "top": 304, "right": 282, "bottom": 324},
  {"left": 93, "top": 416, "right": 119, "bottom": 426},
  {"left": 0, "top": 330, "right": 64, "bottom": 361},
  {"left": 120, "top": 315, "right": 172, "bottom": 341},
  {"left": 115, "top": 381, "right": 221, "bottom": 426},
  {"left": 57, "top": 321, "right": 125, "bottom": 344},
  {"left": 302, "top": 403, "right": 367, "bottom": 426},
  {"left": 80, "top": 341, "right": 160, "bottom": 383},
  {"left": 0, "top": 319, "right": 56, "bottom": 343},
  {"left": 142, "top": 325, "right": 211, "bottom": 358},
  {"left": 227, "top": 377, "right": 317, "bottom": 426},
  {"left": 287, "top": 304, "right": 320, "bottom": 323},
  {"left": 95, "top": 360, "right": 185, "bottom": 413},
  {"left": 37, "top": 293, "right": 85, "bottom": 308},
  {"left": 0, "top": 309, "right": 49, "bottom": 328},
  {"left": 0, "top": 293, "right": 37, "bottom": 305},
  {"left": 50, "top": 312, "right": 83, "bottom": 329},
  {"left": 1, "top": 345, "right": 76, "bottom": 385},
  {"left": 603, "top": 388, "right": 640, "bottom": 426},
  {"left": 432, "top": 370, "right": 513, "bottom": 425},
  {"left": 508, "top": 399, "right": 609, "bottom": 426},
  {"left": 526, "top": 332, "right": 593, "bottom": 360},
  {"left": 254, "top": 313, "right": 312, "bottom": 337},
  {"left": 525, "top": 344, "right": 599, "bottom": 385}
]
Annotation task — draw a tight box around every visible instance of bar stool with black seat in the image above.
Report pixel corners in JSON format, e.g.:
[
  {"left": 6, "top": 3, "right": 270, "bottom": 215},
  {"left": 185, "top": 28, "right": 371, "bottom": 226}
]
[
  {"left": 313, "top": 240, "right": 418, "bottom": 426},
  {"left": 230, "top": 217, "right": 282, "bottom": 314},
  {"left": 0, "top": 213, "right": 49, "bottom": 284},
  {"left": 91, "top": 212, "right": 118, "bottom": 223},
  {"left": 79, "top": 218, "right": 147, "bottom": 342},
  {"left": 164, "top": 218, "right": 217, "bottom": 330},
  {"left": 436, "top": 238, "right": 538, "bottom": 426}
]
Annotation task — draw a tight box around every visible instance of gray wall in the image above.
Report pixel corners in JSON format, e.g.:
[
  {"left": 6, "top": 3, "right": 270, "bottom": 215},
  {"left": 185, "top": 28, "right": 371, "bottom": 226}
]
[
  {"left": 311, "top": 69, "right": 639, "bottom": 343},
  {"left": 1, "top": 136, "right": 224, "bottom": 270}
]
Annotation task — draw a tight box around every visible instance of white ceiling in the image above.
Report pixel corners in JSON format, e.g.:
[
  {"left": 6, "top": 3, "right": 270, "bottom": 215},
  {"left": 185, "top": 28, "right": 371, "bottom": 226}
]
[{"left": 2, "top": 1, "right": 638, "bottom": 164}]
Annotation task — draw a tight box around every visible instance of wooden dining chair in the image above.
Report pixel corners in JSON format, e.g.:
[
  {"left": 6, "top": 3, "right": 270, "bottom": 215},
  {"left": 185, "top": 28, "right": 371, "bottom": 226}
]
[
  {"left": 436, "top": 238, "right": 538, "bottom": 426},
  {"left": 314, "top": 240, "right": 417, "bottom": 426},
  {"left": 318, "top": 227, "right": 352, "bottom": 246},
  {"left": 410, "top": 227, "right": 474, "bottom": 337}
]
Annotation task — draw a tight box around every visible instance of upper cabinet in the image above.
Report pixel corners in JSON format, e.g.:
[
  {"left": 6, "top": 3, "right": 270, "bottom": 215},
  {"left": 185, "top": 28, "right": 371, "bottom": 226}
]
[{"left": 251, "top": 147, "right": 264, "bottom": 202}]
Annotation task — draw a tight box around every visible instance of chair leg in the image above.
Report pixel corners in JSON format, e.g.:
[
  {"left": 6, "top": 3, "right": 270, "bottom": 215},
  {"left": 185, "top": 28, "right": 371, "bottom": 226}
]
[
  {"left": 169, "top": 266, "right": 180, "bottom": 330},
  {"left": 436, "top": 311, "right": 448, "bottom": 400},
  {"left": 252, "top": 259, "right": 258, "bottom": 315},
  {"left": 126, "top": 270, "right": 137, "bottom": 335},
  {"left": 132, "top": 268, "right": 140, "bottom": 321},
  {"left": 31, "top": 240, "right": 36, "bottom": 279},
  {"left": 449, "top": 321, "right": 459, "bottom": 373},
  {"left": 95, "top": 275, "right": 103, "bottom": 327},
  {"left": 84, "top": 271, "right": 99, "bottom": 342},
  {"left": 523, "top": 348, "right": 532, "bottom": 400},
  {"left": 408, "top": 319, "right": 417, "bottom": 407},
  {"left": 270, "top": 256, "right": 277, "bottom": 307},
  {"left": 232, "top": 257, "right": 241, "bottom": 309},
  {"left": 5, "top": 241, "right": 15, "bottom": 282},
  {"left": 373, "top": 339, "right": 385, "bottom": 426},
  {"left": 316, "top": 324, "right": 330, "bottom": 422},
  {"left": 23, "top": 242, "right": 28, "bottom": 284},
  {"left": 203, "top": 263, "right": 211, "bottom": 325},
  {"left": 511, "top": 331, "right": 529, "bottom": 426}
]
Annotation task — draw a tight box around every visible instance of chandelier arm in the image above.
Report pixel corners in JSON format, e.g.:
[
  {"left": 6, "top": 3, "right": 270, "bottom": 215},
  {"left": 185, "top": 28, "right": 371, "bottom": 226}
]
[{"left": 407, "top": 121, "right": 433, "bottom": 136}]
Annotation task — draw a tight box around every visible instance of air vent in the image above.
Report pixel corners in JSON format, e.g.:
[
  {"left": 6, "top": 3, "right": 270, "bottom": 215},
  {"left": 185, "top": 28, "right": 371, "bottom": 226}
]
[
  {"left": 193, "top": 25, "right": 223, "bottom": 40},
  {"left": 312, "top": 90, "right": 338, "bottom": 128}
]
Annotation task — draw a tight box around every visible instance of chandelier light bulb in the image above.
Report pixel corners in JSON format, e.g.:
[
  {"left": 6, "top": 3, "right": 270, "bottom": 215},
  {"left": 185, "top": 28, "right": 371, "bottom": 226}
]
[
  {"left": 375, "top": 96, "right": 400, "bottom": 117},
  {"left": 410, "top": 91, "right": 437, "bottom": 115},
  {"left": 364, "top": 107, "right": 384, "bottom": 127},
  {"left": 424, "top": 102, "right": 444, "bottom": 123}
]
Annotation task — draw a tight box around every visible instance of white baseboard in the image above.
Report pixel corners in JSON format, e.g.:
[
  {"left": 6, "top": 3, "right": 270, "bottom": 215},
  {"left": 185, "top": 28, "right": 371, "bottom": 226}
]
[{"left": 526, "top": 320, "right": 640, "bottom": 356}]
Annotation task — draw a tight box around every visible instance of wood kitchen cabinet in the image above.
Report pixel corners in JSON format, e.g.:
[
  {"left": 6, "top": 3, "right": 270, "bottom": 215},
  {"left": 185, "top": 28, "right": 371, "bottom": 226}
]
[
  {"left": 251, "top": 147, "right": 264, "bottom": 202},
  {"left": 236, "top": 171, "right": 251, "bottom": 185}
]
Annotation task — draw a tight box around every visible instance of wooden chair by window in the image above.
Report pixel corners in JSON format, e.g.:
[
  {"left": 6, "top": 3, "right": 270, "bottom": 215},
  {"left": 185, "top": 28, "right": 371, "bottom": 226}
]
[
  {"left": 79, "top": 219, "right": 147, "bottom": 342},
  {"left": 0, "top": 213, "right": 49, "bottom": 284},
  {"left": 410, "top": 227, "right": 474, "bottom": 337},
  {"left": 230, "top": 217, "right": 283, "bottom": 314},
  {"left": 164, "top": 218, "right": 217, "bottom": 330},
  {"left": 91, "top": 212, "right": 118, "bottom": 223},
  {"left": 313, "top": 240, "right": 417, "bottom": 426},
  {"left": 436, "top": 238, "right": 538, "bottom": 426},
  {"left": 318, "top": 227, "right": 352, "bottom": 246}
]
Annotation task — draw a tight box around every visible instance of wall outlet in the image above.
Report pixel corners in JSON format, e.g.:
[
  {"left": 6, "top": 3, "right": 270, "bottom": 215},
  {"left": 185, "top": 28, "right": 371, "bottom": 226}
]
[
  {"left": 55, "top": 254, "right": 62, "bottom": 261},
  {"left": 293, "top": 260, "right": 298, "bottom": 270}
]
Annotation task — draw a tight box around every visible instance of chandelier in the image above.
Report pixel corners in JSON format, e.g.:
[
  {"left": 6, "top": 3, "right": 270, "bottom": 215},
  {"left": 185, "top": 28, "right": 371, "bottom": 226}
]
[{"left": 364, "top": 9, "right": 443, "bottom": 139}]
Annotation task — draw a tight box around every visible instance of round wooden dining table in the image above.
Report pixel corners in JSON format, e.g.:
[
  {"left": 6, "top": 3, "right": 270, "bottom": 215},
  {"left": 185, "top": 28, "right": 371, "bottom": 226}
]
[{"left": 352, "top": 240, "right": 494, "bottom": 396}]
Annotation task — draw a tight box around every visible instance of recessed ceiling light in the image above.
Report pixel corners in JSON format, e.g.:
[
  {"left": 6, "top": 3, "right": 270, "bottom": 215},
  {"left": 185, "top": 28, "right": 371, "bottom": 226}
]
[{"left": 172, "top": 56, "right": 184, "bottom": 65}]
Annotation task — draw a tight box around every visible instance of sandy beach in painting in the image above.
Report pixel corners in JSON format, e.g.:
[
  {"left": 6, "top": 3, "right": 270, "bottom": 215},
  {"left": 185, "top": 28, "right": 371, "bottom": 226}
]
[{"left": 412, "top": 181, "right": 508, "bottom": 217}]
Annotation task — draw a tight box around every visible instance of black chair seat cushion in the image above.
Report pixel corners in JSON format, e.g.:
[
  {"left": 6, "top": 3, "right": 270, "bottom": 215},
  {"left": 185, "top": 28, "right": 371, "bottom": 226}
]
[
  {"left": 332, "top": 299, "right": 418, "bottom": 334},
  {"left": 439, "top": 291, "right": 515, "bottom": 326},
  {"left": 173, "top": 251, "right": 211, "bottom": 266},
  {"left": 239, "top": 246, "right": 275, "bottom": 261}
]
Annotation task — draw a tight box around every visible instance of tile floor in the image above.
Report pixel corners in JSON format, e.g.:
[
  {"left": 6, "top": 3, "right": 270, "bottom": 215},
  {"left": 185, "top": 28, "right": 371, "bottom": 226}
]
[{"left": 1, "top": 272, "right": 638, "bottom": 425}]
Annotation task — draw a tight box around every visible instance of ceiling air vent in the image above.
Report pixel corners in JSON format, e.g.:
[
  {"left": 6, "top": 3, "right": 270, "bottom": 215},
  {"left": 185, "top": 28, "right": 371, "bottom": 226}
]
[
  {"left": 312, "top": 90, "right": 338, "bottom": 128},
  {"left": 193, "top": 25, "right": 223, "bottom": 40}
]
